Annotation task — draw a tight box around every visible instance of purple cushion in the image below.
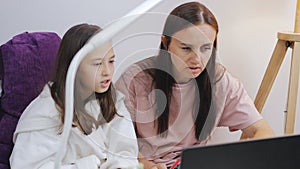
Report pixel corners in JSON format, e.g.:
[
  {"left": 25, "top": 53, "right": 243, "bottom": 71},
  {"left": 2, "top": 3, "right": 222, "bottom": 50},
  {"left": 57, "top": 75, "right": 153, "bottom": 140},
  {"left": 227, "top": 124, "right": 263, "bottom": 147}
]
[
  {"left": 0, "top": 162, "right": 10, "bottom": 169},
  {"left": 0, "top": 32, "right": 61, "bottom": 168},
  {"left": 0, "top": 141, "right": 13, "bottom": 168},
  {"left": 0, "top": 113, "right": 18, "bottom": 167},
  {"left": 0, "top": 32, "right": 61, "bottom": 117},
  {"left": 0, "top": 114, "right": 19, "bottom": 144}
]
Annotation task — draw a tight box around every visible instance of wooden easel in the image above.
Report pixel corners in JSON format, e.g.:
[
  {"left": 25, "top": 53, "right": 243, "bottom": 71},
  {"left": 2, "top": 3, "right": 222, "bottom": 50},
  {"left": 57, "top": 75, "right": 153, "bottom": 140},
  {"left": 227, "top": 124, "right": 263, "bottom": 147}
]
[{"left": 254, "top": 0, "right": 300, "bottom": 134}]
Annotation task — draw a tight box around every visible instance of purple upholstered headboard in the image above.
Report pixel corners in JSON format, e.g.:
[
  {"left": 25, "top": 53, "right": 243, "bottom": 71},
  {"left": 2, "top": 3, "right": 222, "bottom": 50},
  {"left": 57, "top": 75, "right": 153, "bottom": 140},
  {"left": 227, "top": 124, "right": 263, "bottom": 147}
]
[{"left": 0, "top": 32, "right": 61, "bottom": 169}]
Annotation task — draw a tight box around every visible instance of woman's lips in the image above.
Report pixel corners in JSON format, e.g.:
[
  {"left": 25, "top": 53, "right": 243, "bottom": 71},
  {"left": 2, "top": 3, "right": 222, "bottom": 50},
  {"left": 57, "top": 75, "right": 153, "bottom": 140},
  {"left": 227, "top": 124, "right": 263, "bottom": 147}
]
[{"left": 189, "top": 67, "right": 201, "bottom": 73}]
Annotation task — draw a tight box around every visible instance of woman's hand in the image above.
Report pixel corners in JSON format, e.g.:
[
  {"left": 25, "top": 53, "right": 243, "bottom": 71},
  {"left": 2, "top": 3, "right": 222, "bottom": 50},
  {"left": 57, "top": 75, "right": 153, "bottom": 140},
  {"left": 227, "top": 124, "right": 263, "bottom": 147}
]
[
  {"left": 138, "top": 158, "right": 167, "bottom": 169},
  {"left": 149, "top": 163, "right": 167, "bottom": 169}
]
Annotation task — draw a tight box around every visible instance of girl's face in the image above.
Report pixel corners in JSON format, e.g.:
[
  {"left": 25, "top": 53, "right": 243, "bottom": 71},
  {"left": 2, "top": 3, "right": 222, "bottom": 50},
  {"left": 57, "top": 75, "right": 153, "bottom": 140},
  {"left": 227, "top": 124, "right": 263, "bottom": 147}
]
[
  {"left": 76, "top": 42, "right": 115, "bottom": 98},
  {"left": 167, "top": 23, "right": 216, "bottom": 83}
]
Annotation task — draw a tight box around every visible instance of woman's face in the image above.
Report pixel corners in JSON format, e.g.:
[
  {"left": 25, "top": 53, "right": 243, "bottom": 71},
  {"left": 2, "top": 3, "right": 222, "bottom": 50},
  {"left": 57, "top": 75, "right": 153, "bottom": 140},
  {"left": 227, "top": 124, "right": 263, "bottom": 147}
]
[
  {"left": 167, "top": 23, "right": 216, "bottom": 83},
  {"left": 76, "top": 42, "right": 115, "bottom": 98}
]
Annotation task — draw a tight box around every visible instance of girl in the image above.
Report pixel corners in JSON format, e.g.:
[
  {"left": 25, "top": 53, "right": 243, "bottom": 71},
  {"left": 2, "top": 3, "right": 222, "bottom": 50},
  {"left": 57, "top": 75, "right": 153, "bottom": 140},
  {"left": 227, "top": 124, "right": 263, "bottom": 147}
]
[{"left": 10, "top": 23, "right": 139, "bottom": 169}]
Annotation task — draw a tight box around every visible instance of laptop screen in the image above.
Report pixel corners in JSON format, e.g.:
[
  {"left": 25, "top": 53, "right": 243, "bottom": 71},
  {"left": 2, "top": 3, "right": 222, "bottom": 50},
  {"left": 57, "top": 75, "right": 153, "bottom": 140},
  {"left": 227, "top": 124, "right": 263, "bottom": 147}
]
[{"left": 180, "top": 134, "right": 300, "bottom": 169}]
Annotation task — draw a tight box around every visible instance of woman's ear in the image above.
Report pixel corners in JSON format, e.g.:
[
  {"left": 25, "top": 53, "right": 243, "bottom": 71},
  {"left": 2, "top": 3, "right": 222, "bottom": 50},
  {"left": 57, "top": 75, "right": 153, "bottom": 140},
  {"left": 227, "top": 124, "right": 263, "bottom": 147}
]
[{"left": 161, "top": 35, "right": 168, "bottom": 50}]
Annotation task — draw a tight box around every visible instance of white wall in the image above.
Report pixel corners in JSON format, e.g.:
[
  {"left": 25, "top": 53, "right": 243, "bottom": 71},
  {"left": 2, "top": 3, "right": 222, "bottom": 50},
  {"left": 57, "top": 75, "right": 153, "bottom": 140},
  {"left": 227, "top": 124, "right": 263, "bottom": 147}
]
[{"left": 1, "top": 0, "right": 299, "bottom": 141}]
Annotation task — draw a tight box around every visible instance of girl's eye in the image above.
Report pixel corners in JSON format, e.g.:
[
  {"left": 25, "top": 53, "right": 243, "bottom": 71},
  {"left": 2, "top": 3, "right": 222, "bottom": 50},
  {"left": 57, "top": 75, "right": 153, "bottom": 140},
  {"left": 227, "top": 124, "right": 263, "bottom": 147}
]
[
  {"left": 93, "top": 62, "right": 102, "bottom": 66},
  {"left": 109, "top": 60, "right": 115, "bottom": 63}
]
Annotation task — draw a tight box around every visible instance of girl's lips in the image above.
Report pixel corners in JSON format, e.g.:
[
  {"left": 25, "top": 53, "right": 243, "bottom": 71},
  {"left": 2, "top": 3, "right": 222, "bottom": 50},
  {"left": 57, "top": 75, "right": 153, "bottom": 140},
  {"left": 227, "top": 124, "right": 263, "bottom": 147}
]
[{"left": 100, "top": 79, "right": 111, "bottom": 88}]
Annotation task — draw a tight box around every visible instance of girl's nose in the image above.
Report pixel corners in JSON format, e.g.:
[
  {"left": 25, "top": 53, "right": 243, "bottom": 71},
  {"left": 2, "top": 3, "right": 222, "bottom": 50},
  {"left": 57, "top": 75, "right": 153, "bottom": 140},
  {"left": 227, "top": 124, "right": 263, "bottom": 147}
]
[{"left": 101, "top": 63, "right": 111, "bottom": 76}]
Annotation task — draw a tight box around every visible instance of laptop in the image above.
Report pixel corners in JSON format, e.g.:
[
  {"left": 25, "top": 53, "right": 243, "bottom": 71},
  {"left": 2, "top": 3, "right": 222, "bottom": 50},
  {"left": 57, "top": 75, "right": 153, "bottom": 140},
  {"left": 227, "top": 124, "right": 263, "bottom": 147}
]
[{"left": 180, "top": 134, "right": 300, "bottom": 169}]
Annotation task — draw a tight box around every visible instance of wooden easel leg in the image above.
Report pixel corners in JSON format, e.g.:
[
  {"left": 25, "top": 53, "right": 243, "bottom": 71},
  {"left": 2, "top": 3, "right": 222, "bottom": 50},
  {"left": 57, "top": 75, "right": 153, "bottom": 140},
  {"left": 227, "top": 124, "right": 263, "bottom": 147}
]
[
  {"left": 285, "top": 41, "right": 300, "bottom": 134},
  {"left": 254, "top": 40, "right": 288, "bottom": 112}
]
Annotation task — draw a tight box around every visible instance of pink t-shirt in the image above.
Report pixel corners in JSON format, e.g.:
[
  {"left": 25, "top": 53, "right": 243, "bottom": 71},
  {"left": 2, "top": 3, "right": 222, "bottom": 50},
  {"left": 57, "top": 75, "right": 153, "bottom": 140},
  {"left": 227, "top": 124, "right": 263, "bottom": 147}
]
[{"left": 115, "top": 57, "right": 262, "bottom": 166}]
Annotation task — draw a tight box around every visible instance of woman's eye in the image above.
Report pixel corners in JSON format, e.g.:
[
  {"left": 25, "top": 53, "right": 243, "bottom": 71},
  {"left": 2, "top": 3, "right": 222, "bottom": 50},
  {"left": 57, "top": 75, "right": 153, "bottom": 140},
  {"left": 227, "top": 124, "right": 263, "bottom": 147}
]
[
  {"left": 201, "top": 46, "right": 212, "bottom": 52},
  {"left": 109, "top": 60, "right": 115, "bottom": 64},
  {"left": 182, "top": 47, "right": 191, "bottom": 51}
]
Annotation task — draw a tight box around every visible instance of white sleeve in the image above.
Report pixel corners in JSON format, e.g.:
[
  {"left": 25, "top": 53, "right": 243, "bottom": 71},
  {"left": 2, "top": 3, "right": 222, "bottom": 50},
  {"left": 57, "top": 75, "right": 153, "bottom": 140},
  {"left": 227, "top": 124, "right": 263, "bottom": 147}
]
[
  {"left": 38, "top": 155, "right": 100, "bottom": 169},
  {"left": 10, "top": 128, "right": 100, "bottom": 169},
  {"left": 100, "top": 94, "right": 139, "bottom": 169}
]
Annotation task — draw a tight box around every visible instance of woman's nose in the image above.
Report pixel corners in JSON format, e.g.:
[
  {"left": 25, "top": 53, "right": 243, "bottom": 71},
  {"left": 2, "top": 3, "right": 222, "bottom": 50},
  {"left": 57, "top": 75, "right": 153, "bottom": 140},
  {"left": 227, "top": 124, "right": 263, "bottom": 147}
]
[{"left": 191, "top": 50, "right": 202, "bottom": 61}]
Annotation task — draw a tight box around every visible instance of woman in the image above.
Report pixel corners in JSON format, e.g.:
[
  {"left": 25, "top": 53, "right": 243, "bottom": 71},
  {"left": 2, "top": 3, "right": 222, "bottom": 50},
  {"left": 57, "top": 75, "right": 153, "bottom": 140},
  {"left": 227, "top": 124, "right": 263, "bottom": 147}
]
[
  {"left": 115, "top": 2, "right": 274, "bottom": 169},
  {"left": 10, "top": 23, "right": 139, "bottom": 169}
]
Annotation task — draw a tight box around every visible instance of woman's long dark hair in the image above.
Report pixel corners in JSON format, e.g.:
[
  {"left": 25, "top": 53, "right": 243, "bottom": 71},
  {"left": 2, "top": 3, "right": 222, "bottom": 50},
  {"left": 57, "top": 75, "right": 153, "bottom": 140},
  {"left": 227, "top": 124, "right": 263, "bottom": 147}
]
[
  {"left": 50, "top": 23, "right": 118, "bottom": 135},
  {"left": 154, "top": 2, "right": 219, "bottom": 140}
]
